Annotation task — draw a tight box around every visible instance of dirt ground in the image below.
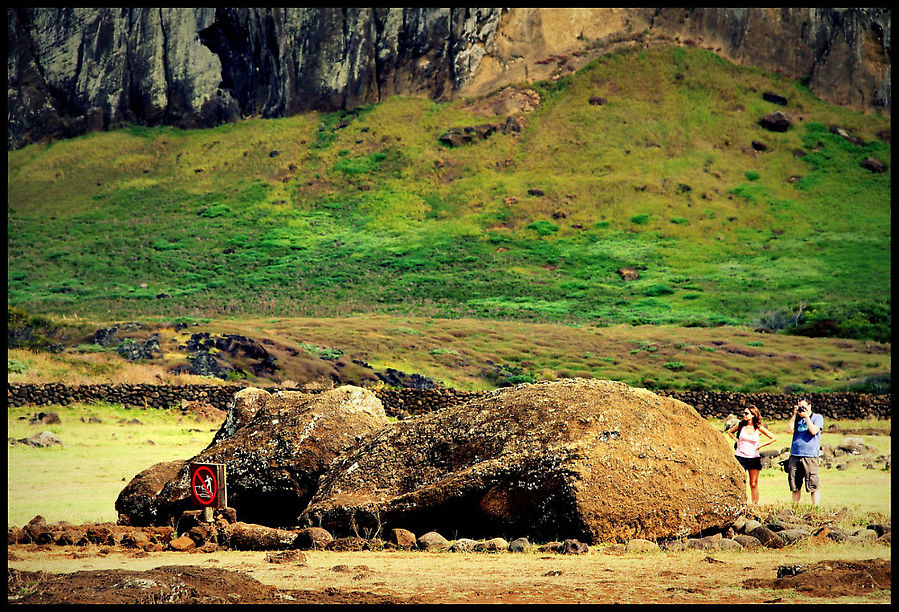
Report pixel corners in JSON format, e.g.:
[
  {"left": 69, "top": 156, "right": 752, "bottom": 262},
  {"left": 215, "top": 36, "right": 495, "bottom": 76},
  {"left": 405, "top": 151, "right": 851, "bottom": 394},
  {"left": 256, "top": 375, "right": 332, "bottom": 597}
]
[{"left": 7, "top": 544, "right": 891, "bottom": 605}]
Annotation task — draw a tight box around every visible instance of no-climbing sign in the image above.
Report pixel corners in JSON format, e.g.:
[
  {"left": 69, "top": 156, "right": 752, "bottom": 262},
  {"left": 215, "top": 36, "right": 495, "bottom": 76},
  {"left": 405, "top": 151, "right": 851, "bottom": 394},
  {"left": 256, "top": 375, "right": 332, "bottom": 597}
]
[{"left": 189, "top": 463, "right": 227, "bottom": 508}]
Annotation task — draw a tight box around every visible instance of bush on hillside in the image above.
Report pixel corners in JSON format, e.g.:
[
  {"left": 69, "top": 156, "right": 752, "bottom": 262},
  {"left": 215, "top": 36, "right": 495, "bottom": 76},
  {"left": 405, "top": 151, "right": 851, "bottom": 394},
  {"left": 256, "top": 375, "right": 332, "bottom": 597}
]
[
  {"left": 7, "top": 307, "right": 65, "bottom": 352},
  {"left": 758, "top": 299, "right": 891, "bottom": 344},
  {"left": 790, "top": 300, "right": 891, "bottom": 344}
]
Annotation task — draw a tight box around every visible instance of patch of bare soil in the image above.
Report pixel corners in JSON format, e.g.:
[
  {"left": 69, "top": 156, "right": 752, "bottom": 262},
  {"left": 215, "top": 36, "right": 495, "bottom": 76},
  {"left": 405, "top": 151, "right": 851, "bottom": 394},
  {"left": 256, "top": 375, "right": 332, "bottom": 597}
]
[
  {"left": 6, "top": 545, "right": 891, "bottom": 605},
  {"left": 7, "top": 565, "right": 417, "bottom": 605},
  {"left": 179, "top": 401, "right": 226, "bottom": 423},
  {"left": 744, "top": 559, "right": 891, "bottom": 598}
]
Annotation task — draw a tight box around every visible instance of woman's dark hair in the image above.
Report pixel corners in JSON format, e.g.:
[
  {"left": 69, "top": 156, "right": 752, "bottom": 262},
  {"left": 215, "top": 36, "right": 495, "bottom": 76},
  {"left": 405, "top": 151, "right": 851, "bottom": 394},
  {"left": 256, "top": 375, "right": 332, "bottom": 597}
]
[{"left": 742, "top": 405, "right": 762, "bottom": 429}]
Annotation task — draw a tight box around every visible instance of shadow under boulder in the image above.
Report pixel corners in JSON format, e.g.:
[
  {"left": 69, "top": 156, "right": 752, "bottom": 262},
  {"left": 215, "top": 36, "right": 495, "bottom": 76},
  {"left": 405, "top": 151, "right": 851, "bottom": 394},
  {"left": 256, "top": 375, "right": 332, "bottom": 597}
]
[{"left": 299, "top": 379, "right": 746, "bottom": 543}]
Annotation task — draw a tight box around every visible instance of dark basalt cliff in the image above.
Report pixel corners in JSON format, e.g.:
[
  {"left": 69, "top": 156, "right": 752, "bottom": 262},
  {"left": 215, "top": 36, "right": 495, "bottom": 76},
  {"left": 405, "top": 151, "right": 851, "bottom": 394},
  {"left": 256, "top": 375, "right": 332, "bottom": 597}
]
[{"left": 7, "top": 7, "right": 890, "bottom": 150}]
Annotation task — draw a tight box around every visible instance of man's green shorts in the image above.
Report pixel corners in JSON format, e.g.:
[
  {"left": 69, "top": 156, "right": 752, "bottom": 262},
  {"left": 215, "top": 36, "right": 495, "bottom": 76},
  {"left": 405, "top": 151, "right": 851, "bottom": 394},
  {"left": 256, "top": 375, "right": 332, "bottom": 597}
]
[{"left": 787, "top": 455, "right": 820, "bottom": 493}]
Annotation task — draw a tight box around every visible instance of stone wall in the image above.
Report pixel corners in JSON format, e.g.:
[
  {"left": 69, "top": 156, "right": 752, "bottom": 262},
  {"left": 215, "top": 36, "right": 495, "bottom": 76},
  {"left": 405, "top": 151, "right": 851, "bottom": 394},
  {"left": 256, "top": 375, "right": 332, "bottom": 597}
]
[{"left": 7, "top": 383, "right": 891, "bottom": 421}]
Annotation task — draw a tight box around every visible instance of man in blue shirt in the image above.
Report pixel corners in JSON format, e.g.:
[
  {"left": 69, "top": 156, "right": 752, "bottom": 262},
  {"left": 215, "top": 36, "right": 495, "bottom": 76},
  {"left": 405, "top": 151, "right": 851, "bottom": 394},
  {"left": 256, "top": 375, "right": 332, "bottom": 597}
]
[{"left": 787, "top": 398, "right": 823, "bottom": 505}]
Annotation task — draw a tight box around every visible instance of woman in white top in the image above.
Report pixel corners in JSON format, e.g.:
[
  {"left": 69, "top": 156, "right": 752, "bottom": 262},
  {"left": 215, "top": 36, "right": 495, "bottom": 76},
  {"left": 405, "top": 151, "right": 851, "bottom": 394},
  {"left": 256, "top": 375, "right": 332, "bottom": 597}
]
[{"left": 728, "top": 405, "right": 777, "bottom": 504}]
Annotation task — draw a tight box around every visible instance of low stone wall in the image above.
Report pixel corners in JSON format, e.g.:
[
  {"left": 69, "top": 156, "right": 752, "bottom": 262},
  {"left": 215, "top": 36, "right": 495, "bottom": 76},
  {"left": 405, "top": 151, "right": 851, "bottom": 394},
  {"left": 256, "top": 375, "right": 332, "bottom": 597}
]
[
  {"left": 6, "top": 383, "right": 891, "bottom": 421},
  {"left": 655, "top": 390, "right": 891, "bottom": 420}
]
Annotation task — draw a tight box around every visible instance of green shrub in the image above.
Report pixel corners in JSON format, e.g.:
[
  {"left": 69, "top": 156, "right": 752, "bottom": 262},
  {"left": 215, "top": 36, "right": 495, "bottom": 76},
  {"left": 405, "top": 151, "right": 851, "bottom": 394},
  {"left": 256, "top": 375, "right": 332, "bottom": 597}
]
[
  {"left": 299, "top": 342, "right": 343, "bottom": 360},
  {"left": 745, "top": 170, "right": 760, "bottom": 181},
  {"left": 662, "top": 361, "right": 685, "bottom": 371},
  {"left": 7, "top": 308, "right": 64, "bottom": 352},
  {"left": 199, "top": 204, "right": 231, "bottom": 218},
  {"left": 644, "top": 284, "right": 674, "bottom": 297},
  {"left": 839, "top": 373, "right": 890, "bottom": 394},
  {"left": 429, "top": 348, "right": 458, "bottom": 356},
  {"left": 526, "top": 220, "right": 560, "bottom": 236},
  {"left": 151, "top": 239, "right": 181, "bottom": 251},
  {"left": 8, "top": 358, "right": 29, "bottom": 374},
  {"left": 790, "top": 300, "right": 891, "bottom": 344},
  {"left": 630, "top": 213, "right": 650, "bottom": 225}
]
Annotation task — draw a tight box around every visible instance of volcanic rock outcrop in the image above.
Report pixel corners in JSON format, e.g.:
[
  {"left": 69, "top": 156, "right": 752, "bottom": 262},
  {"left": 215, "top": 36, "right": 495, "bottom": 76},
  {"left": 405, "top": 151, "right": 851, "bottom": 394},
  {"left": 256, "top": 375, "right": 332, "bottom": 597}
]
[
  {"left": 299, "top": 379, "right": 746, "bottom": 543},
  {"left": 8, "top": 8, "right": 890, "bottom": 149},
  {"left": 119, "top": 385, "right": 388, "bottom": 527}
]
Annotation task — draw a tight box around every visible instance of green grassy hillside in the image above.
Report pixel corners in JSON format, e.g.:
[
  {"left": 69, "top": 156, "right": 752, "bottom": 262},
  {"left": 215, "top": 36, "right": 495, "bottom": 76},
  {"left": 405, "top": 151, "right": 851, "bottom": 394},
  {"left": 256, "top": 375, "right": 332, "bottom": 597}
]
[{"left": 7, "top": 46, "right": 891, "bottom": 342}]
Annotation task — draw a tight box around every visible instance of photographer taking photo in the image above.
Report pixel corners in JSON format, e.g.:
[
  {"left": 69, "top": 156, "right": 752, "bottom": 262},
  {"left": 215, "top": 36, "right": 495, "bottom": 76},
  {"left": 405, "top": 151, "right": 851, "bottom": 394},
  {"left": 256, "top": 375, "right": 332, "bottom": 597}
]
[{"left": 787, "top": 398, "right": 823, "bottom": 505}]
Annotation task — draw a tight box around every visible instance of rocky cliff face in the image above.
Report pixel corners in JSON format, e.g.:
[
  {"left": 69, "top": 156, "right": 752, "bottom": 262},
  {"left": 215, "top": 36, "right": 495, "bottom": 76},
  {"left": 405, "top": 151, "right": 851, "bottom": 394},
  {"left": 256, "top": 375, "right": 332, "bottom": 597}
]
[{"left": 7, "top": 7, "right": 890, "bottom": 150}]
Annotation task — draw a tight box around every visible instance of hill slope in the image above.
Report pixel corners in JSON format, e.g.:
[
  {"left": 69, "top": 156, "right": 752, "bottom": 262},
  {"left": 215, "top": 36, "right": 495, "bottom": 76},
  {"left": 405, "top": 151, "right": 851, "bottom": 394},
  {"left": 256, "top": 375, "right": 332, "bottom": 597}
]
[{"left": 7, "top": 46, "right": 891, "bottom": 342}]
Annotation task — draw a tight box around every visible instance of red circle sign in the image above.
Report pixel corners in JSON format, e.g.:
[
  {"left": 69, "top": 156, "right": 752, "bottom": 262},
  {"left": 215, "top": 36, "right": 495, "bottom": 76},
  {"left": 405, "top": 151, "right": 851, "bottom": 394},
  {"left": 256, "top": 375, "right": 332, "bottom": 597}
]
[{"left": 191, "top": 466, "right": 217, "bottom": 506}]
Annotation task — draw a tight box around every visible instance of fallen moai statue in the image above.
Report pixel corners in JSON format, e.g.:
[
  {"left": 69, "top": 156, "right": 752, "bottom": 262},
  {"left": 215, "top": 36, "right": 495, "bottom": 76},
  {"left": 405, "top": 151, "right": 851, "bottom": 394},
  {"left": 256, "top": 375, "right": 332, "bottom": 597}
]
[
  {"left": 117, "top": 379, "right": 746, "bottom": 543},
  {"left": 299, "top": 378, "right": 746, "bottom": 543},
  {"left": 116, "top": 385, "right": 388, "bottom": 527}
]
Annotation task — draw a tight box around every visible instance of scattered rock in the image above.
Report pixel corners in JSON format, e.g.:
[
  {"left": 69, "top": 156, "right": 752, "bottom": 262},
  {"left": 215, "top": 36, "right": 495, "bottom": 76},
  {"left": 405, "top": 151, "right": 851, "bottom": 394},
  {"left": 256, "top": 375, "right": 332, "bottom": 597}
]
[
  {"left": 121, "top": 530, "right": 152, "bottom": 549},
  {"left": 417, "top": 531, "right": 450, "bottom": 552},
  {"left": 509, "top": 537, "right": 531, "bottom": 552},
  {"left": 17, "top": 431, "right": 63, "bottom": 447},
  {"left": 836, "top": 436, "right": 875, "bottom": 456},
  {"left": 224, "top": 522, "right": 298, "bottom": 551},
  {"left": 29, "top": 411, "right": 61, "bottom": 425},
  {"left": 860, "top": 157, "right": 887, "bottom": 173},
  {"left": 716, "top": 538, "right": 743, "bottom": 551},
  {"left": 325, "top": 537, "right": 367, "bottom": 552},
  {"left": 474, "top": 537, "right": 509, "bottom": 553},
  {"left": 449, "top": 538, "right": 479, "bottom": 552},
  {"left": 741, "top": 519, "right": 763, "bottom": 533},
  {"left": 850, "top": 528, "right": 879, "bottom": 541},
  {"left": 686, "top": 537, "right": 717, "bottom": 550},
  {"left": 762, "top": 91, "right": 788, "bottom": 105},
  {"left": 626, "top": 538, "right": 659, "bottom": 553},
  {"left": 617, "top": 268, "right": 640, "bottom": 281},
  {"left": 744, "top": 559, "right": 891, "bottom": 598},
  {"left": 265, "top": 550, "right": 307, "bottom": 565},
  {"left": 438, "top": 124, "right": 499, "bottom": 147},
  {"left": 748, "top": 525, "right": 785, "bottom": 549},
  {"left": 778, "top": 529, "right": 810, "bottom": 545},
  {"left": 387, "top": 528, "right": 417, "bottom": 549},
  {"left": 758, "top": 111, "right": 791, "bottom": 132},
  {"left": 537, "top": 541, "right": 564, "bottom": 554},
  {"left": 829, "top": 125, "right": 865, "bottom": 146},
  {"left": 168, "top": 535, "right": 196, "bottom": 551},
  {"left": 562, "top": 539, "right": 589, "bottom": 555}
]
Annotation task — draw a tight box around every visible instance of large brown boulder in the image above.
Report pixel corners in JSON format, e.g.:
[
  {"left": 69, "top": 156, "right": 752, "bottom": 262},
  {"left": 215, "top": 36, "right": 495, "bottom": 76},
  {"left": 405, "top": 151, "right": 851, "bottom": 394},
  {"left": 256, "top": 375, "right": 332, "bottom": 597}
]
[
  {"left": 115, "top": 460, "right": 189, "bottom": 526},
  {"left": 299, "top": 379, "right": 746, "bottom": 543},
  {"left": 121, "top": 386, "right": 388, "bottom": 527}
]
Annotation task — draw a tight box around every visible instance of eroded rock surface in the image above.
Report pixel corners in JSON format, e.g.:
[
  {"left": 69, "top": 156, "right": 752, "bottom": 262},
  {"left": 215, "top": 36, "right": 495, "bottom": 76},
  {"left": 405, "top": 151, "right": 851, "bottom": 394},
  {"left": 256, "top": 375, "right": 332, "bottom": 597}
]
[
  {"left": 299, "top": 379, "right": 746, "bottom": 543},
  {"left": 115, "top": 460, "right": 189, "bottom": 526},
  {"left": 120, "top": 385, "right": 387, "bottom": 527}
]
